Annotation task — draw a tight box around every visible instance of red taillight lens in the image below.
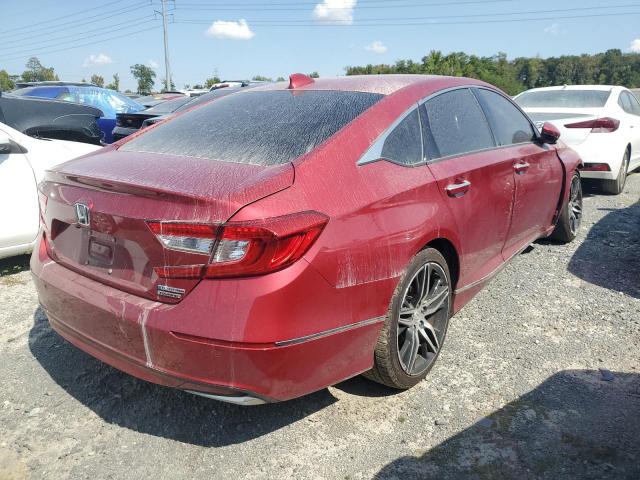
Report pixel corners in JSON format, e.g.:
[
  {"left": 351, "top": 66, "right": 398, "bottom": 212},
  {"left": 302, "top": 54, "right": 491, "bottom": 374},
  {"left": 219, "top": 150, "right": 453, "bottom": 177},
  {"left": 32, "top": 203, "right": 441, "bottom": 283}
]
[
  {"left": 147, "top": 211, "right": 328, "bottom": 279},
  {"left": 205, "top": 211, "right": 328, "bottom": 278},
  {"left": 565, "top": 117, "right": 620, "bottom": 133}
]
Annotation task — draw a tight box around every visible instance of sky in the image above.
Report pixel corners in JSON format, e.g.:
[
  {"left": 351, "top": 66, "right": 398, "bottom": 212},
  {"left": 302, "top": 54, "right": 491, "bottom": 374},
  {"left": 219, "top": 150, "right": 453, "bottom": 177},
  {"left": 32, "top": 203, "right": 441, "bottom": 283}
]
[{"left": 2, "top": 0, "right": 640, "bottom": 92}]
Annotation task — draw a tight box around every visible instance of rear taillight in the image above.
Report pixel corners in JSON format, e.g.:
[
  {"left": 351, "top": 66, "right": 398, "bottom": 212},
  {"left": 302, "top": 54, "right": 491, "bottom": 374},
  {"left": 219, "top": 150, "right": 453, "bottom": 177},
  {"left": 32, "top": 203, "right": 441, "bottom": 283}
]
[
  {"left": 37, "top": 188, "right": 48, "bottom": 227},
  {"left": 147, "top": 222, "right": 218, "bottom": 255},
  {"left": 147, "top": 211, "right": 328, "bottom": 279},
  {"left": 565, "top": 117, "right": 620, "bottom": 133},
  {"left": 579, "top": 163, "right": 611, "bottom": 172}
]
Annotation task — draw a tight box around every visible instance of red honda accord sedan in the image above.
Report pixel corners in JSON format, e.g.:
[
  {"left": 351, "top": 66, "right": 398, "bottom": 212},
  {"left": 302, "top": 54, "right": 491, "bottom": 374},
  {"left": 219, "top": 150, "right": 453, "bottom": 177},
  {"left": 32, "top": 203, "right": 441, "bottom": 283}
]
[{"left": 31, "top": 74, "right": 583, "bottom": 405}]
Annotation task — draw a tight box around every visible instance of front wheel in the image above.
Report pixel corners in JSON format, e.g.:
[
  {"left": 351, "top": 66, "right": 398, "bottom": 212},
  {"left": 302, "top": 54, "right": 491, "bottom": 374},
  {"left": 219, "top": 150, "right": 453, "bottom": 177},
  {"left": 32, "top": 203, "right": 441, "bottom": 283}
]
[
  {"left": 549, "top": 172, "right": 583, "bottom": 243},
  {"left": 364, "top": 248, "right": 452, "bottom": 389}
]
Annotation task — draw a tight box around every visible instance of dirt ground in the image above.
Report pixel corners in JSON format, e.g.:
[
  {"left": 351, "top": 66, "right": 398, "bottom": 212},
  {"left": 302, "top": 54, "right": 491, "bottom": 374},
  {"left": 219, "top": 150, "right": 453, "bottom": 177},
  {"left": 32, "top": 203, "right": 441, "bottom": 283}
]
[{"left": 1, "top": 174, "right": 638, "bottom": 480}]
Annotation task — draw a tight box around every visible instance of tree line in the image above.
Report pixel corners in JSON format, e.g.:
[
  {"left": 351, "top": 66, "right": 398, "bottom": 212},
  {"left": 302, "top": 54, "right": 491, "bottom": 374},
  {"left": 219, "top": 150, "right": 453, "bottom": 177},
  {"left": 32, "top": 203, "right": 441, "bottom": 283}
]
[
  {"left": 0, "top": 57, "right": 315, "bottom": 95},
  {"left": 346, "top": 49, "right": 640, "bottom": 95}
]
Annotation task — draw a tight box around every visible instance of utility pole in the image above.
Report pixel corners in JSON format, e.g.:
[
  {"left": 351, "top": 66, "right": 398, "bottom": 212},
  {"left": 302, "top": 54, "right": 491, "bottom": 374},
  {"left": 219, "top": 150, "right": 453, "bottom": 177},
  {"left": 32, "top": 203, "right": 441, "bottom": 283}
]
[{"left": 160, "top": 0, "right": 172, "bottom": 91}]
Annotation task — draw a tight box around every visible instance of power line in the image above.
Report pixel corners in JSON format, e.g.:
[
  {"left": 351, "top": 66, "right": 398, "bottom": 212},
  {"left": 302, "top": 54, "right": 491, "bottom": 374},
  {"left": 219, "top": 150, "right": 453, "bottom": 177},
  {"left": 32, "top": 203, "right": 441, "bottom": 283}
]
[
  {"left": 0, "top": 25, "right": 161, "bottom": 62},
  {"left": 186, "top": 3, "right": 640, "bottom": 24},
  {"left": 174, "top": 0, "right": 516, "bottom": 11},
  {"left": 0, "top": 0, "right": 129, "bottom": 34},
  {"left": 0, "top": 15, "right": 155, "bottom": 50},
  {"left": 174, "top": 10, "right": 640, "bottom": 26},
  {"left": 0, "top": 2, "right": 152, "bottom": 40}
]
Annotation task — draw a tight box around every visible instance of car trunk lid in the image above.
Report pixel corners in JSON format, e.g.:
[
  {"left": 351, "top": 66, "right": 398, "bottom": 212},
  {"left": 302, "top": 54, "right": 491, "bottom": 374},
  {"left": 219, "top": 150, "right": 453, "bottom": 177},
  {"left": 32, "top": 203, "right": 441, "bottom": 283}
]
[
  {"left": 40, "top": 149, "right": 294, "bottom": 303},
  {"left": 525, "top": 109, "right": 602, "bottom": 145}
]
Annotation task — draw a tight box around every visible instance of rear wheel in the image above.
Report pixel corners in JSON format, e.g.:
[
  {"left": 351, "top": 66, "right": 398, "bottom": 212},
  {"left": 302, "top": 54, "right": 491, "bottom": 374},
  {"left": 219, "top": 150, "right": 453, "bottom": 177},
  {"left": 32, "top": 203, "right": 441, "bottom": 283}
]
[
  {"left": 365, "top": 248, "right": 452, "bottom": 389},
  {"left": 549, "top": 173, "right": 583, "bottom": 243},
  {"left": 602, "top": 149, "right": 629, "bottom": 195}
]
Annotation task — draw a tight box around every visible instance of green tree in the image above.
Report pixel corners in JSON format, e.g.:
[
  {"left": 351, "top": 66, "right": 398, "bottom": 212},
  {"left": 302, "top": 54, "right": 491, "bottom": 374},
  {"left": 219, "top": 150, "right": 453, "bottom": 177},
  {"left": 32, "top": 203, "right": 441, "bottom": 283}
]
[
  {"left": 90, "top": 74, "right": 104, "bottom": 88},
  {"left": 105, "top": 73, "right": 120, "bottom": 91},
  {"left": 308, "top": 71, "right": 320, "bottom": 78},
  {"left": 22, "top": 57, "right": 58, "bottom": 82},
  {"left": 204, "top": 76, "right": 221, "bottom": 88},
  {"left": 130, "top": 64, "right": 156, "bottom": 94},
  {"left": 0, "top": 70, "right": 15, "bottom": 91},
  {"left": 276, "top": 76, "right": 285, "bottom": 82},
  {"left": 252, "top": 75, "right": 272, "bottom": 81}
]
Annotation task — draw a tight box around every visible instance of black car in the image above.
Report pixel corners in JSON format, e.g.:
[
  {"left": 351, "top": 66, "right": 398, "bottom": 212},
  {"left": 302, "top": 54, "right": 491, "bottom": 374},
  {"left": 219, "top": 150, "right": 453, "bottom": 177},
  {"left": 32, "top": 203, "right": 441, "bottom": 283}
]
[{"left": 0, "top": 93, "right": 103, "bottom": 144}]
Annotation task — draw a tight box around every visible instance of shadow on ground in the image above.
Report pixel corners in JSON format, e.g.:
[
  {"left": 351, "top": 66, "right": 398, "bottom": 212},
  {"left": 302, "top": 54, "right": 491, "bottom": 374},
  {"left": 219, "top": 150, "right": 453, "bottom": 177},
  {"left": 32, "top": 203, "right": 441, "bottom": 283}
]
[
  {"left": 568, "top": 200, "right": 640, "bottom": 298},
  {"left": 0, "top": 254, "right": 30, "bottom": 277},
  {"left": 28, "top": 306, "right": 397, "bottom": 447},
  {"left": 375, "top": 370, "right": 640, "bottom": 479}
]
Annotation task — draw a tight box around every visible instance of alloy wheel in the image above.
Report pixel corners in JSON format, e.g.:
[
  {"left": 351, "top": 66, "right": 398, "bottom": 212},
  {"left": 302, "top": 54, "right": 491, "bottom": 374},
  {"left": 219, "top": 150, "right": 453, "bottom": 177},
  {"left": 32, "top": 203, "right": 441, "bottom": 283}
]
[
  {"left": 568, "top": 175, "right": 583, "bottom": 235},
  {"left": 397, "top": 262, "right": 450, "bottom": 376}
]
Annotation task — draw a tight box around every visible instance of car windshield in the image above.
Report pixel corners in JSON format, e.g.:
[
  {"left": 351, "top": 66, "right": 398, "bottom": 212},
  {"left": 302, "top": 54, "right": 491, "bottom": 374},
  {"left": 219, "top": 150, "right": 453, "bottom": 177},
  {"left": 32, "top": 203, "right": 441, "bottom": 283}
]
[
  {"left": 121, "top": 90, "right": 383, "bottom": 165},
  {"left": 516, "top": 89, "right": 611, "bottom": 108},
  {"left": 70, "top": 87, "right": 143, "bottom": 117},
  {"left": 143, "top": 96, "right": 192, "bottom": 114}
]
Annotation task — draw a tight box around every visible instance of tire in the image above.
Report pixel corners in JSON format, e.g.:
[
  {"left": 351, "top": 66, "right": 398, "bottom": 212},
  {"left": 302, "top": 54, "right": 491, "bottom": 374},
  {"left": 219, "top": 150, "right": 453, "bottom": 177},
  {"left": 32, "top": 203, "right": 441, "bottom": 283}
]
[
  {"left": 602, "top": 149, "right": 629, "bottom": 195},
  {"left": 549, "top": 172, "right": 583, "bottom": 243},
  {"left": 364, "top": 248, "right": 452, "bottom": 389}
]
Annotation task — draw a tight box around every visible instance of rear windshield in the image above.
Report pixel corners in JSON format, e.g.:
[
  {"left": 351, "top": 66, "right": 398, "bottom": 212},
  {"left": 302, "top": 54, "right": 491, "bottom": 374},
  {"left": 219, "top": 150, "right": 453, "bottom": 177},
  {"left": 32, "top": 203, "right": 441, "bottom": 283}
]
[
  {"left": 120, "top": 90, "right": 383, "bottom": 165},
  {"left": 516, "top": 90, "right": 611, "bottom": 108}
]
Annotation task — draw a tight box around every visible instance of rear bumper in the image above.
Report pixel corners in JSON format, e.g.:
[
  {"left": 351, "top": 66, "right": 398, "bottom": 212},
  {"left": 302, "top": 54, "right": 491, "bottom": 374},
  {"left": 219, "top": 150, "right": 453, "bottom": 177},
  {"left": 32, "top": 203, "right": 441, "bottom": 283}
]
[
  {"left": 570, "top": 139, "right": 626, "bottom": 180},
  {"left": 30, "top": 240, "right": 384, "bottom": 403}
]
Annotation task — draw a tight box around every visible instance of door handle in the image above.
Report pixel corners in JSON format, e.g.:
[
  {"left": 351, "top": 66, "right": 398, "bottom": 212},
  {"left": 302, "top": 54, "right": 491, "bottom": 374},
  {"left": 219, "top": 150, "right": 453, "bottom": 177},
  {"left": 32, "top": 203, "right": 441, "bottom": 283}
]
[
  {"left": 514, "top": 162, "right": 530, "bottom": 175},
  {"left": 445, "top": 180, "right": 471, "bottom": 198}
]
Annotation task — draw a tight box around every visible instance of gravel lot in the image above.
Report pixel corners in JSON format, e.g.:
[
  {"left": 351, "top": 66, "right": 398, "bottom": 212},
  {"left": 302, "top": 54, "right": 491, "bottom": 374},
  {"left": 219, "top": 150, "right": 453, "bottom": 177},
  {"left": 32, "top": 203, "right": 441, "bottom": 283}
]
[{"left": 1, "top": 174, "right": 638, "bottom": 480}]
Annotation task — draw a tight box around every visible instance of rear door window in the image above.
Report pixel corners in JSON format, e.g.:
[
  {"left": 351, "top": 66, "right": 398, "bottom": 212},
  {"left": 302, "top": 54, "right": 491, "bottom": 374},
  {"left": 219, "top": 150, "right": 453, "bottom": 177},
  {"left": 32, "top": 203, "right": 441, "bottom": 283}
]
[
  {"left": 121, "top": 90, "right": 383, "bottom": 165},
  {"left": 475, "top": 88, "right": 536, "bottom": 146},
  {"left": 420, "top": 88, "right": 495, "bottom": 160},
  {"left": 379, "top": 109, "right": 423, "bottom": 166}
]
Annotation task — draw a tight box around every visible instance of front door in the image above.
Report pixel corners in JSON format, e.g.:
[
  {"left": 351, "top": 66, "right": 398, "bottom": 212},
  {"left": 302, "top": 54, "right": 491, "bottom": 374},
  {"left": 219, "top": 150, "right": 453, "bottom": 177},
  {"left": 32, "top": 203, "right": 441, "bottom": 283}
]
[
  {"left": 473, "top": 88, "right": 564, "bottom": 259},
  {"left": 421, "top": 88, "right": 515, "bottom": 288}
]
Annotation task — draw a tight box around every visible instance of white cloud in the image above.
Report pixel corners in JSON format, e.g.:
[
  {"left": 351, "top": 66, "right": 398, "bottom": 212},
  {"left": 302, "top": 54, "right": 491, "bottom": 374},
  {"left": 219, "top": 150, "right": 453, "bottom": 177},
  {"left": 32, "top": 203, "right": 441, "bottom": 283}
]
[
  {"left": 82, "top": 53, "right": 113, "bottom": 67},
  {"left": 206, "top": 19, "right": 255, "bottom": 40},
  {"left": 544, "top": 23, "right": 561, "bottom": 36},
  {"left": 148, "top": 60, "right": 159, "bottom": 69},
  {"left": 365, "top": 40, "right": 387, "bottom": 54},
  {"left": 630, "top": 38, "right": 640, "bottom": 53},
  {"left": 313, "top": 0, "right": 357, "bottom": 25}
]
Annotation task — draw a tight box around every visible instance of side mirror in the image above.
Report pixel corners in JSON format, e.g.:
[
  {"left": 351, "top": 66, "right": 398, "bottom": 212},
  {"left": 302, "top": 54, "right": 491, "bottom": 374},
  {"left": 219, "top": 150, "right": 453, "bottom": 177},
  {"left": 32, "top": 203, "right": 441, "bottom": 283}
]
[
  {"left": 0, "top": 135, "right": 12, "bottom": 154},
  {"left": 539, "top": 122, "right": 561, "bottom": 144}
]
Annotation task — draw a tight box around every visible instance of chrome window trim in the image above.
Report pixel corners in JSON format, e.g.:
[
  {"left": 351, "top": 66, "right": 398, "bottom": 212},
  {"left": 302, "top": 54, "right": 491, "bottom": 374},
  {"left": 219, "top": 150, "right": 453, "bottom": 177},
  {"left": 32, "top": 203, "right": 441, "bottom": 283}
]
[{"left": 357, "top": 84, "right": 545, "bottom": 168}]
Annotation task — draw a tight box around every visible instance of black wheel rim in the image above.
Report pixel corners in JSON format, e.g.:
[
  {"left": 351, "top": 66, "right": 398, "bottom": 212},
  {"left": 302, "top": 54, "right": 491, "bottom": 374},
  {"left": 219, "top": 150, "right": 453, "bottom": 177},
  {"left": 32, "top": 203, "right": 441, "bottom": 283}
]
[
  {"left": 569, "top": 175, "right": 583, "bottom": 235},
  {"left": 397, "top": 262, "right": 450, "bottom": 376}
]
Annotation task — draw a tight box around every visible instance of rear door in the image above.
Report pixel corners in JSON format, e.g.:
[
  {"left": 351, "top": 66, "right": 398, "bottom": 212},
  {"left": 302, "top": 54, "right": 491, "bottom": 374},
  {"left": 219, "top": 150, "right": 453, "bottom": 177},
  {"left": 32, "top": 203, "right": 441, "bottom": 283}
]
[
  {"left": 474, "top": 88, "right": 564, "bottom": 259},
  {"left": 618, "top": 91, "right": 640, "bottom": 167},
  {"left": 421, "top": 88, "right": 515, "bottom": 288}
]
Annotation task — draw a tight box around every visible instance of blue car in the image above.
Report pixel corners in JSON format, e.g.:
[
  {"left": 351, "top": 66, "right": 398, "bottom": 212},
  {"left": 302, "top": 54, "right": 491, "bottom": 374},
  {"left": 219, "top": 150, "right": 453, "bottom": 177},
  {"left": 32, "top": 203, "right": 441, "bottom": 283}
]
[{"left": 11, "top": 85, "right": 143, "bottom": 143}]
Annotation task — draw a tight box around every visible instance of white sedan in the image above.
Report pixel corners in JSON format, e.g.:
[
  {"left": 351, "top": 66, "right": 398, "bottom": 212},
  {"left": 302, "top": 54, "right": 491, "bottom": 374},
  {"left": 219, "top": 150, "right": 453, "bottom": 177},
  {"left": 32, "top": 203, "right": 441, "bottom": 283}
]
[
  {"left": 515, "top": 85, "right": 640, "bottom": 194},
  {"left": 0, "top": 123, "right": 101, "bottom": 259}
]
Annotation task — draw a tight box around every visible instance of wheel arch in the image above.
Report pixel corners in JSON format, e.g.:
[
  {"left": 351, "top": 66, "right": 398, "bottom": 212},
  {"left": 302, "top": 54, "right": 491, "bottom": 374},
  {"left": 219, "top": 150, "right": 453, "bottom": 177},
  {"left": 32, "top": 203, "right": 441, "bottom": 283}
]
[{"left": 420, "top": 237, "right": 460, "bottom": 291}]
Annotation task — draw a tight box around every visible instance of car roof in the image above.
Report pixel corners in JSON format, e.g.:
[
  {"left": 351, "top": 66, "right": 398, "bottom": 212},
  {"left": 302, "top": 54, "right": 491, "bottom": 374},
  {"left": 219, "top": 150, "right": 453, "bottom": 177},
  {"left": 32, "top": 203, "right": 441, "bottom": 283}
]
[
  {"left": 250, "top": 74, "right": 477, "bottom": 96},
  {"left": 521, "top": 85, "right": 620, "bottom": 93}
]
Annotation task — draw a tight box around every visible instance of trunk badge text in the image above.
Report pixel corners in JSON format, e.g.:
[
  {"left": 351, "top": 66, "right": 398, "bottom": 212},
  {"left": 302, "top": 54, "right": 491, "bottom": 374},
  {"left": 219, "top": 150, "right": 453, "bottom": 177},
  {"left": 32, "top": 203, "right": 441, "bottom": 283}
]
[
  {"left": 74, "top": 203, "right": 91, "bottom": 227},
  {"left": 157, "top": 284, "right": 185, "bottom": 299}
]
